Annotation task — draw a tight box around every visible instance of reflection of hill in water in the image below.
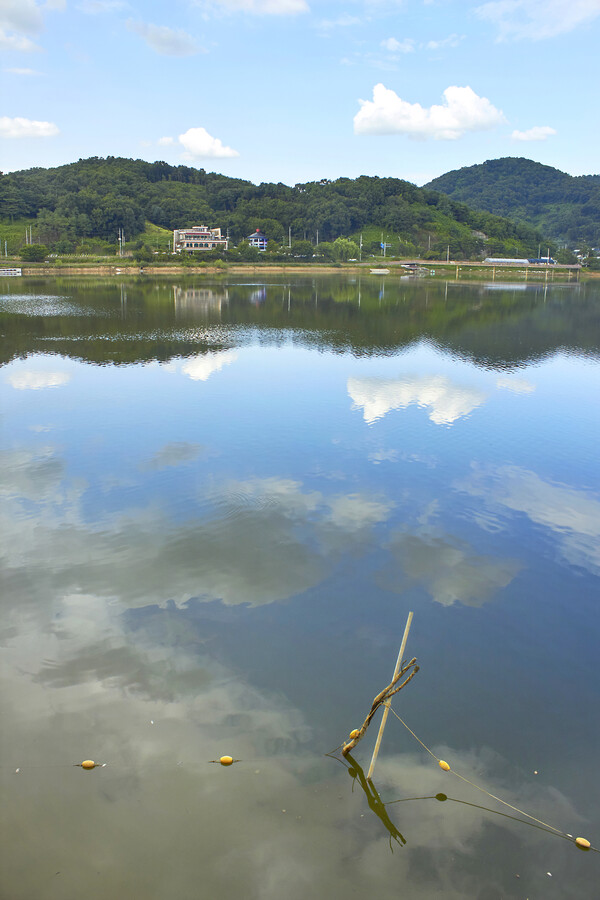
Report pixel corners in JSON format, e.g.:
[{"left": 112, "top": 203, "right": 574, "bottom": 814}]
[{"left": 1, "top": 276, "right": 599, "bottom": 370}]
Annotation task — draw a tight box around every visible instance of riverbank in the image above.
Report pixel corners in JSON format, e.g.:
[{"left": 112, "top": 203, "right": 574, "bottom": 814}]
[{"left": 3, "top": 259, "right": 595, "bottom": 281}]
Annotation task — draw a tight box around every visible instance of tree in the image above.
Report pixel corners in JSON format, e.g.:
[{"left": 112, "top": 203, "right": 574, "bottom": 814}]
[
  {"left": 332, "top": 237, "right": 360, "bottom": 261},
  {"left": 19, "top": 243, "right": 48, "bottom": 262}
]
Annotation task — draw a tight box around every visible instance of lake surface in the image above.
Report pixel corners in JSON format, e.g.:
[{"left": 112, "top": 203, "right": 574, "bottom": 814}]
[{"left": 1, "top": 273, "right": 599, "bottom": 899}]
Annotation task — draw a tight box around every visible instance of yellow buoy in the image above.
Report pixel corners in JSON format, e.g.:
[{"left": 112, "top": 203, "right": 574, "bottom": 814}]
[
  {"left": 81, "top": 760, "right": 96, "bottom": 770},
  {"left": 575, "top": 837, "right": 591, "bottom": 850},
  {"left": 349, "top": 730, "right": 360, "bottom": 740},
  {"left": 219, "top": 756, "right": 234, "bottom": 766},
  {"left": 438, "top": 760, "right": 451, "bottom": 771}
]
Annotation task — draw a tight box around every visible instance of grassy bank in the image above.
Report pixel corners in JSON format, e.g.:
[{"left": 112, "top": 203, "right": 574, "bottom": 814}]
[{"left": 1, "top": 256, "right": 590, "bottom": 281}]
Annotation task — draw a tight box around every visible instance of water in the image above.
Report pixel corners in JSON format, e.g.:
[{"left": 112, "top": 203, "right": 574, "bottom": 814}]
[{"left": 1, "top": 274, "right": 599, "bottom": 899}]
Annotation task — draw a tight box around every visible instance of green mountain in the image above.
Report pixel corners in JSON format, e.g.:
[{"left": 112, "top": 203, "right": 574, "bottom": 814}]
[
  {"left": 0, "top": 156, "right": 550, "bottom": 260},
  {"left": 425, "top": 157, "right": 600, "bottom": 247}
]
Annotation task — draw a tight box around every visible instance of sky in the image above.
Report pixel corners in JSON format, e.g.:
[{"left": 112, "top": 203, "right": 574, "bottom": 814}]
[{"left": 1, "top": 0, "right": 600, "bottom": 186}]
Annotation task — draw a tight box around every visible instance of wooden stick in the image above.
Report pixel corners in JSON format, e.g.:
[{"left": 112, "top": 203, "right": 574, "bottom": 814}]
[{"left": 366, "top": 611, "right": 413, "bottom": 781}]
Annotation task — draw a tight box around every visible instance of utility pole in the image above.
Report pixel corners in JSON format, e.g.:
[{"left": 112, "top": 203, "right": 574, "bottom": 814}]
[
  {"left": 316, "top": 229, "right": 319, "bottom": 246},
  {"left": 359, "top": 232, "right": 363, "bottom": 262},
  {"left": 447, "top": 244, "right": 450, "bottom": 262},
  {"left": 288, "top": 225, "right": 291, "bottom": 249}
]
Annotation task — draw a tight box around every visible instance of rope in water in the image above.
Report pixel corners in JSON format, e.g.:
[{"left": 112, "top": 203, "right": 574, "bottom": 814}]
[{"left": 387, "top": 706, "right": 597, "bottom": 852}]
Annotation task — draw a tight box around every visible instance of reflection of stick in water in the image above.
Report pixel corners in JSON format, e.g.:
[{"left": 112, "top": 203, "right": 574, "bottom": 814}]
[{"left": 344, "top": 753, "right": 407, "bottom": 849}]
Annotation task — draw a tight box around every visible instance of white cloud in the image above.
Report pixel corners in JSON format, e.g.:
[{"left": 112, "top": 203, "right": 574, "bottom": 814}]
[
  {"left": 354, "top": 84, "right": 506, "bottom": 139},
  {"left": 348, "top": 374, "right": 487, "bottom": 425},
  {"left": 318, "top": 14, "right": 362, "bottom": 30},
  {"left": 475, "top": 0, "right": 600, "bottom": 39},
  {"left": 0, "top": 115, "right": 59, "bottom": 138},
  {"left": 381, "top": 36, "right": 415, "bottom": 52},
  {"left": 193, "top": 0, "right": 309, "bottom": 14},
  {"left": 4, "top": 66, "right": 41, "bottom": 74},
  {"left": 0, "top": 0, "right": 65, "bottom": 50},
  {"left": 179, "top": 126, "right": 240, "bottom": 160},
  {"left": 8, "top": 370, "right": 70, "bottom": 389},
  {"left": 426, "top": 33, "right": 463, "bottom": 50},
  {"left": 127, "top": 20, "right": 201, "bottom": 56},
  {"left": 511, "top": 125, "right": 557, "bottom": 141},
  {"left": 0, "top": 29, "right": 39, "bottom": 50},
  {"left": 181, "top": 350, "right": 238, "bottom": 381},
  {"left": 0, "top": 0, "right": 44, "bottom": 34},
  {"left": 78, "top": 0, "right": 127, "bottom": 12},
  {"left": 157, "top": 135, "right": 175, "bottom": 146}
]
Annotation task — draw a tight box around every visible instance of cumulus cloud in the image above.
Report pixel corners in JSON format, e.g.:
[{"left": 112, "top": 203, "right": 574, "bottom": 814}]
[
  {"left": 354, "top": 84, "right": 506, "bottom": 139},
  {"left": 178, "top": 126, "right": 240, "bottom": 160},
  {"left": 426, "top": 33, "right": 463, "bottom": 50},
  {"left": 0, "top": 115, "right": 59, "bottom": 138},
  {"left": 0, "top": 0, "right": 65, "bottom": 51},
  {"left": 381, "top": 36, "right": 415, "bottom": 52},
  {"left": 4, "top": 66, "right": 40, "bottom": 74},
  {"left": 127, "top": 20, "right": 202, "bottom": 56},
  {"left": 0, "top": 0, "right": 44, "bottom": 34},
  {"left": 78, "top": 0, "right": 127, "bottom": 11},
  {"left": 157, "top": 135, "right": 175, "bottom": 146},
  {"left": 348, "top": 374, "right": 487, "bottom": 425},
  {"left": 193, "top": 0, "right": 309, "bottom": 14},
  {"left": 0, "top": 30, "right": 39, "bottom": 50},
  {"left": 475, "top": 0, "right": 600, "bottom": 39},
  {"left": 511, "top": 125, "right": 557, "bottom": 141}
]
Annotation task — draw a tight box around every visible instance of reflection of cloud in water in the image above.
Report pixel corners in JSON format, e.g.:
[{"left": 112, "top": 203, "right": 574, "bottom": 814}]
[
  {"left": 457, "top": 464, "right": 600, "bottom": 574},
  {"left": 0, "top": 446, "right": 67, "bottom": 501},
  {"left": 1, "top": 582, "right": 584, "bottom": 900},
  {"left": 8, "top": 369, "right": 71, "bottom": 390},
  {"left": 348, "top": 375, "right": 486, "bottom": 425},
  {"left": 496, "top": 376, "right": 536, "bottom": 394},
  {"left": 142, "top": 441, "right": 205, "bottom": 470},
  {"left": 0, "top": 451, "right": 393, "bottom": 611},
  {"left": 377, "top": 528, "right": 521, "bottom": 607},
  {"left": 181, "top": 349, "right": 238, "bottom": 381}
]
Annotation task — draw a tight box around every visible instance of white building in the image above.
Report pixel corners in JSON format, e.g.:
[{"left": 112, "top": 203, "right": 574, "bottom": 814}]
[
  {"left": 247, "top": 228, "right": 268, "bottom": 252},
  {"left": 173, "top": 226, "right": 228, "bottom": 253}
]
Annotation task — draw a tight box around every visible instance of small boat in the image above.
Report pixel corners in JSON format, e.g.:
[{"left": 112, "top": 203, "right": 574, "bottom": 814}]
[{"left": 370, "top": 268, "right": 390, "bottom": 275}]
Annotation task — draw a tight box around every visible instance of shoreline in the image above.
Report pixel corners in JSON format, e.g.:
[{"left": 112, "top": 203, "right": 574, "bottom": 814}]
[{"left": 2, "top": 259, "right": 593, "bottom": 281}]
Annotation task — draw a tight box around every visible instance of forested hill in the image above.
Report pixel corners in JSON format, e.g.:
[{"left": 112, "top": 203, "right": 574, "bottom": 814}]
[
  {"left": 0, "top": 156, "right": 548, "bottom": 260},
  {"left": 425, "top": 157, "right": 600, "bottom": 247}
]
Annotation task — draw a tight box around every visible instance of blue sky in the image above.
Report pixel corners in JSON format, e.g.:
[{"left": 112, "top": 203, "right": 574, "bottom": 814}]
[{"left": 2, "top": 0, "right": 600, "bottom": 185}]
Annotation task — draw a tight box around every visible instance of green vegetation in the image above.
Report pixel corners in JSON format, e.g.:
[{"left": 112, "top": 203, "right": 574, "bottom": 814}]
[
  {"left": 0, "top": 155, "right": 553, "bottom": 262},
  {"left": 19, "top": 243, "right": 48, "bottom": 262},
  {"left": 425, "top": 157, "right": 600, "bottom": 247}
]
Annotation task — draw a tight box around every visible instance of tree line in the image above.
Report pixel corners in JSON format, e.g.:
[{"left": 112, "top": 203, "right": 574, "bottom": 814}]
[
  {"left": 426, "top": 156, "right": 600, "bottom": 248},
  {"left": 0, "top": 155, "right": 554, "bottom": 261}
]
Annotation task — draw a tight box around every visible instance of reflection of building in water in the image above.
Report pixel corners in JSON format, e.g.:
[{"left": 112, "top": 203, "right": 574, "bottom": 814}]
[
  {"left": 173, "top": 286, "right": 229, "bottom": 318},
  {"left": 249, "top": 287, "right": 267, "bottom": 305},
  {"left": 173, "top": 226, "right": 228, "bottom": 253}
]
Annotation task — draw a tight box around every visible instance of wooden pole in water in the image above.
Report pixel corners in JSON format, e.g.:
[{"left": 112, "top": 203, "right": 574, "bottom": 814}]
[{"left": 367, "top": 611, "right": 413, "bottom": 781}]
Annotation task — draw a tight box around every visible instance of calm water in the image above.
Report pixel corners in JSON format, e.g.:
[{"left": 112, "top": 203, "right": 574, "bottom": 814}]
[{"left": 1, "top": 274, "right": 599, "bottom": 899}]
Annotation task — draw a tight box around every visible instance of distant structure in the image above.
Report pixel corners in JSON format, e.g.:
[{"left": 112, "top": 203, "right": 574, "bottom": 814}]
[
  {"left": 173, "top": 226, "right": 228, "bottom": 253},
  {"left": 484, "top": 257, "right": 557, "bottom": 265},
  {"left": 484, "top": 258, "right": 530, "bottom": 265},
  {"left": 247, "top": 228, "right": 268, "bottom": 252}
]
